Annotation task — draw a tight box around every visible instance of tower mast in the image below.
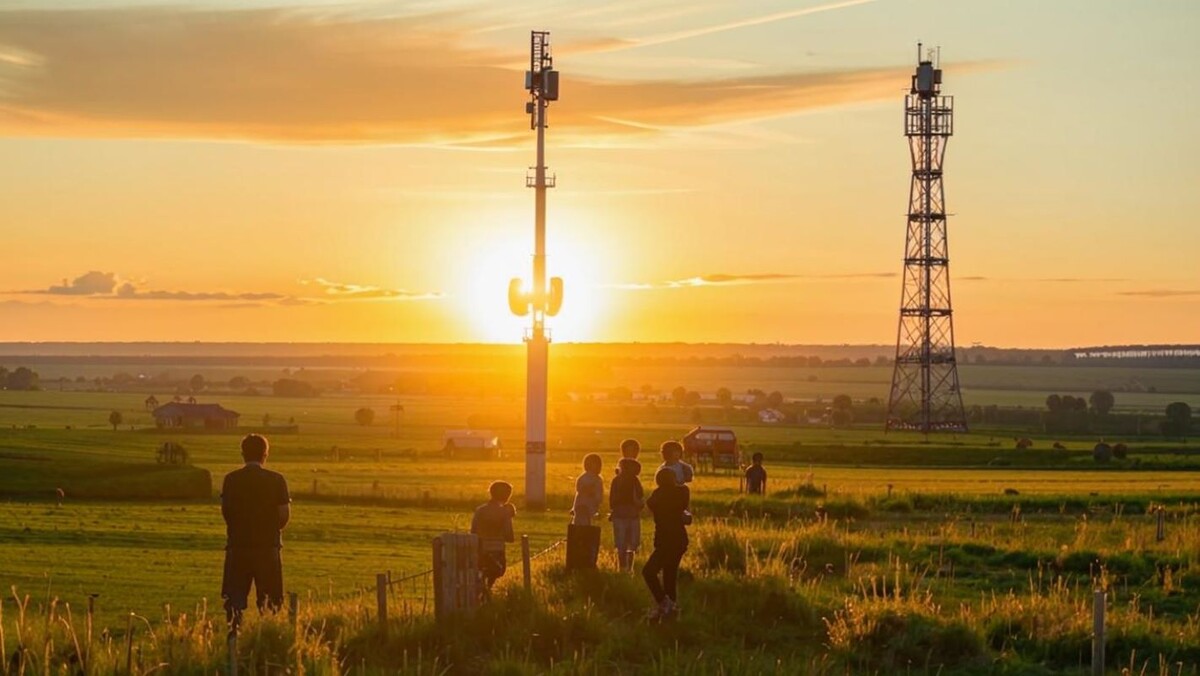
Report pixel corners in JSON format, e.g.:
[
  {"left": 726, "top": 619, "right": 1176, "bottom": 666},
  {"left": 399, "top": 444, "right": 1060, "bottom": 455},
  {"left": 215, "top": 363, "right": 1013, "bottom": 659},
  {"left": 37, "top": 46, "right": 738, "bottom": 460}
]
[
  {"left": 886, "top": 45, "right": 967, "bottom": 434},
  {"left": 510, "top": 31, "right": 562, "bottom": 508}
]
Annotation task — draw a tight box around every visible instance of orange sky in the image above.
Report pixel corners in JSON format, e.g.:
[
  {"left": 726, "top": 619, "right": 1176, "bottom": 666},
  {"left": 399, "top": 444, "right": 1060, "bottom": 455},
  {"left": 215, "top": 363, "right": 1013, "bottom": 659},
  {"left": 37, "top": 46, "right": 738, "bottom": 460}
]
[{"left": 0, "top": 1, "right": 1197, "bottom": 346}]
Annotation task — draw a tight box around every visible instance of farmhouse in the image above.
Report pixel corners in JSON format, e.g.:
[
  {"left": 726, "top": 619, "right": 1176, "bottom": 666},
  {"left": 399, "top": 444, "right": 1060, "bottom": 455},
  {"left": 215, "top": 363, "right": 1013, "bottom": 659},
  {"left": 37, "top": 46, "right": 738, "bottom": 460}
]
[{"left": 152, "top": 402, "right": 240, "bottom": 430}]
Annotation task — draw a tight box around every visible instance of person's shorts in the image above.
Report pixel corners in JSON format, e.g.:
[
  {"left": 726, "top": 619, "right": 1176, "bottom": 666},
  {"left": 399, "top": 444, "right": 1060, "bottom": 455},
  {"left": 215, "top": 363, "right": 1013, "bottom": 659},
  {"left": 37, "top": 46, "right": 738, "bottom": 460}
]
[
  {"left": 480, "top": 550, "right": 507, "bottom": 581},
  {"left": 612, "top": 517, "right": 641, "bottom": 552}
]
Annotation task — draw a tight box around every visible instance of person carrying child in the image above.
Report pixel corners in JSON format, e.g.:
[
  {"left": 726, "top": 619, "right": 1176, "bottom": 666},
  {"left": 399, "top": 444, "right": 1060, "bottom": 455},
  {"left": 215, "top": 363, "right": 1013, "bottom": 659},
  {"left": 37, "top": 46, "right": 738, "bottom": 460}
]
[
  {"left": 471, "top": 481, "right": 515, "bottom": 591},
  {"left": 609, "top": 457, "right": 644, "bottom": 573},
  {"left": 657, "top": 440, "right": 694, "bottom": 486},
  {"left": 745, "top": 452, "right": 767, "bottom": 495},
  {"left": 643, "top": 467, "right": 691, "bottom": 620}
]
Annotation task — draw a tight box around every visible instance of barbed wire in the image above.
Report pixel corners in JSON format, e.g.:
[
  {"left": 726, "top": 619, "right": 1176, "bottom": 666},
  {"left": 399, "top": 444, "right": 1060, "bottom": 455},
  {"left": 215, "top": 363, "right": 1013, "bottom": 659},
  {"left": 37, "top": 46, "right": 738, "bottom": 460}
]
[{"left": 530, "top": 538, "right": 564, "bottom": 561}]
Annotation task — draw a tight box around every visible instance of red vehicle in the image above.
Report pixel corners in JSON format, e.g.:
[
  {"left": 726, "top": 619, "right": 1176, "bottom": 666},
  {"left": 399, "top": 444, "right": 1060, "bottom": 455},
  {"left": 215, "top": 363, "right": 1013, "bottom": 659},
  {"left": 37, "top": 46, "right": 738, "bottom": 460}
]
[{"left": 682, "top": 426, "right": 740, "bottom": 473}]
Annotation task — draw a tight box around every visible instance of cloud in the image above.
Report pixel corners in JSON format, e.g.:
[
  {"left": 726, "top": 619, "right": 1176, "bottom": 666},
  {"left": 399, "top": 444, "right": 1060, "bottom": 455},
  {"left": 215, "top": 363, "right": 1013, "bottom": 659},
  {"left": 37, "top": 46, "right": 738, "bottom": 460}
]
[
  {"left": 0, "top": 6, "right": 990, "bottom": 147},
  {"left": 1117, "top": 289, "right": 1200, "bottom": 298},
  {"left": 567, "top": 0, "right": 877, "bottom": 55},
  {"left": 300, "top": 278, "right": 444, "bottom": 301},
  {"left": 40, "top": 270, "right": 118, "bottom": 295},
  {"left": 609, "top": 271, "right": 895, "bottom": 290},
  {"left": 959, "top": 276, "right": 1127, "bottom": 284}
]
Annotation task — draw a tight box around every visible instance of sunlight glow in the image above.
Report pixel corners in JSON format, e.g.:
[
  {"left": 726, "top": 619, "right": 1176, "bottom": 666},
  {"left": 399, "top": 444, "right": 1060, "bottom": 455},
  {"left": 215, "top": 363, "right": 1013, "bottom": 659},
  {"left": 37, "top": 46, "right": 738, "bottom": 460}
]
[{"left": 455, "top": 206, "right": 610, "bottom": 343}]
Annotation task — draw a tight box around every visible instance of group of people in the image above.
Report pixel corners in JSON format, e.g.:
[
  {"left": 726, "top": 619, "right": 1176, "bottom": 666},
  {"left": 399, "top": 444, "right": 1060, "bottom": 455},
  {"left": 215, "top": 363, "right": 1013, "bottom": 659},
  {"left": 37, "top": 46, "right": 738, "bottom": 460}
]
[
  {"left": 568, "top": 439, "right": 694, "bottom": 618},
  {"left": 471, "top": 439, "right": 768, "bottom": 620},
  {"left": 218, "top": 433, "right": 768, "bottom": 626}
]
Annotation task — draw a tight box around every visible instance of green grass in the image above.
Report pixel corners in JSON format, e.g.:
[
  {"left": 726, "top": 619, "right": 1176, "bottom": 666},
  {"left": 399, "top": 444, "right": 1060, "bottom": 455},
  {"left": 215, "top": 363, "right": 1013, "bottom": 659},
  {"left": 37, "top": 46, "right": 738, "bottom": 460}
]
[{"left": 3, "top": 381, "right": 1200, "bottom": 673}]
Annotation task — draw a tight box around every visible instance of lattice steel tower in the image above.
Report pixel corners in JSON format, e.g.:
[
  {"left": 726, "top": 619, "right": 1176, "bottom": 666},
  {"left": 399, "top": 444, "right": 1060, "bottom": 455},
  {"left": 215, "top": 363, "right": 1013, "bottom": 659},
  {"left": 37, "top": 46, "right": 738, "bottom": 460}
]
[{"left": 886, "top": 46, "right": 967, "bottom": 433}]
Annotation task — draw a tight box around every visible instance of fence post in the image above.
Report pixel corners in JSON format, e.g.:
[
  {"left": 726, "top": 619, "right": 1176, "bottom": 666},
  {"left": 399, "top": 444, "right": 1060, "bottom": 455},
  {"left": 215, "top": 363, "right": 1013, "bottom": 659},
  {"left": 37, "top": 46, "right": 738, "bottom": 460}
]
[
  {"left": 287, "top": 592, "right": 298, "bottom": 625},
  {"left": 227, "top": 629, "right": 238, "bottom": 676},
  {"left": 125, "top": 612, "right": 135, "bottom": 676},
  {"left": 376, "top": 573, "right": 389, "bottom": 637},
  {"left": 1156, "top": 506, "right": 1166, "bottom": 542},
  {"left": 432, "top": 537, "right": 444, "bottom": 622},
  {"left": 521, "top": 535, "right": 532, "bottom": 591},
  {"left": 1092, "top": 589, "right": 1105, "bottom": 676}
]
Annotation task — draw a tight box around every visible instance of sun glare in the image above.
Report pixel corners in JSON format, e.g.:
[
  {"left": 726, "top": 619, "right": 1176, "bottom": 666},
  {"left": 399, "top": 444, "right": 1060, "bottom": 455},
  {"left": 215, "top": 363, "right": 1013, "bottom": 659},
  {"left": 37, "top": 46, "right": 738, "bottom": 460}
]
[{"left": 457, "top": 208, "right": 609, "bottom": 343}]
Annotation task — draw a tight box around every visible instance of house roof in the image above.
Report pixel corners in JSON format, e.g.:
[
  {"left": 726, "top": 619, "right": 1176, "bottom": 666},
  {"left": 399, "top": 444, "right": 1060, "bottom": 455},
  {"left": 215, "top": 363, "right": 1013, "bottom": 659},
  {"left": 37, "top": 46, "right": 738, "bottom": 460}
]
[{"left": 152, "top": 402, "right": 240, "bottom": 419}]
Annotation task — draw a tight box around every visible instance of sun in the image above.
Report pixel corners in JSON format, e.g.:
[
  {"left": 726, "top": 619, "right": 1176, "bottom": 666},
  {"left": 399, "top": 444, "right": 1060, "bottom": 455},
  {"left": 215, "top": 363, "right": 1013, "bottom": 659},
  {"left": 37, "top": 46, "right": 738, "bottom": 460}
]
[{"left": 455, "top": 207, "right": 609, "bottom": 343}]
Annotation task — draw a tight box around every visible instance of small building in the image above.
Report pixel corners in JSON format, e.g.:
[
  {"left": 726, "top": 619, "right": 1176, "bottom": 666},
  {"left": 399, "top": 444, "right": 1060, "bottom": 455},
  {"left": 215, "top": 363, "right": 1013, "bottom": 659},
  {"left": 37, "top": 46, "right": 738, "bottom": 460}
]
[
  {"left": 443, "top": 429, "right": 502, "bottom": 460},
  {"left": 153, "top": 403, "right": 240, "bottom": 430}
]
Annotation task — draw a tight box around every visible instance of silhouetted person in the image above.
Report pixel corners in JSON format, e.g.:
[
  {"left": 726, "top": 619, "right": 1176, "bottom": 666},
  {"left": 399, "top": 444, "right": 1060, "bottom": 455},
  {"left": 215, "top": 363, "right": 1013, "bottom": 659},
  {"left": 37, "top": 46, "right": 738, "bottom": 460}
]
[
  {"left": 745, "top": 452, "right": 767, "bottom": 495},
  {"left": 221, "top": 434, "right": 290, "bottom": 627},
  {"left": 643, "top": 467, "right": 690, "bottom": 620},
  {"left": 609, "top": 457, "right": 644, "bottom": 573},
  {"left": 472, "top": 481, "right": 516, "bottom": 591},
  {"left": 619, "top": 438, "right": 641, "bottom": 461},
  {"left": 657, "top": 440, "right": 694, "bottom": 486}
]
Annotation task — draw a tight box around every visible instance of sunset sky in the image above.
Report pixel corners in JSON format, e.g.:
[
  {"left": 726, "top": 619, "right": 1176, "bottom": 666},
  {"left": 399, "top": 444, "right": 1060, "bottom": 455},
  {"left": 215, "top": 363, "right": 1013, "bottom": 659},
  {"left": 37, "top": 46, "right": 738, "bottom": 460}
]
[{"left": 0, "top": 0, "right": 1197, "bottom": 346}]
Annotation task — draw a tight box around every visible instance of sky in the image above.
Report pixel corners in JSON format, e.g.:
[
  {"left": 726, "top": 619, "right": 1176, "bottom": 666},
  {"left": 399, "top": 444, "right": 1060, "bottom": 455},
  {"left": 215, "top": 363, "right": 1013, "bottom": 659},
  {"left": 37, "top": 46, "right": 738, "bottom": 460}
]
[{"left": 0, "top": 0, "right": 1197, "bottom": 346}]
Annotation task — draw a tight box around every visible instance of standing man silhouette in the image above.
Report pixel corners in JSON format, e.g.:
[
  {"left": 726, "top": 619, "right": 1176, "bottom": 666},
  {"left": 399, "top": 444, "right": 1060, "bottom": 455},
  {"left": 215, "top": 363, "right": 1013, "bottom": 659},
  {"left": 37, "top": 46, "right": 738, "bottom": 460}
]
[{"left": 221, "top": 434, "right": 290, "bottom": 627}]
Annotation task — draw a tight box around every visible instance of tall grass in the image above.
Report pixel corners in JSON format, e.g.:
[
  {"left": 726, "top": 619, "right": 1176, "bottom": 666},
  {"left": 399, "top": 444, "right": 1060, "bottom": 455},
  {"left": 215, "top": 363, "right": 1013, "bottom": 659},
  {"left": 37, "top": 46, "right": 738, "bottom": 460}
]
[{"left": 5, "top": 503, "right": 1200, "bottom": 675}]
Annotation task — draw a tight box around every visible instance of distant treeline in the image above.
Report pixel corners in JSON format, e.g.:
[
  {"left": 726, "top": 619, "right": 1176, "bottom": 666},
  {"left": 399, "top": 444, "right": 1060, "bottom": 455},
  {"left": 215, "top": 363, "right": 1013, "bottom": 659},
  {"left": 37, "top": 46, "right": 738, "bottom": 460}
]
[{"left": 0, "top": 366, "right": 40, "bottom": 391}]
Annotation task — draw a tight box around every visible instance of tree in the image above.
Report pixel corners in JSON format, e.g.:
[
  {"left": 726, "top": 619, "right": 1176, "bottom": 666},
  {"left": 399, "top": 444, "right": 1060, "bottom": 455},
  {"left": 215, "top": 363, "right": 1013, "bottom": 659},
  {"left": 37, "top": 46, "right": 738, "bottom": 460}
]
[
  {"left": 671, "top": 386, "right": 688, "bottom": 406},
  {"left": 685, "top": 390, "right": 702, "bottom": 406},
  {"left": 831, "top": 408, "right": 854, "bottom": 428},
  {"left": 355, "top": 407, "right": 375, "bottom": 426},
  {"left": 610, "top": 386, "right": 633, "bottom": 402},
  {"left": 229, "top": 376, "right": 250, "bottom": 389},
  {"left": 832, "top": 394, "right": 853, "bottom": 411},
  {"left": 189, "top": 374, "right": 206, "bottom": 393},
  {"left": 1089, "top": 390, "right": 1115, "bottom": 415},
  {"left": 108, "top": 410, "right": 123, "bottom": 430},
  {"left": 1045, "top": 394, "right": 1062, "bottom": 412},
  {"left": 5, "top": 367, "right": 40, "bottom": 391},
  {"left": 716, "top": 387, "right": 733, "bottom": 407},
  {"left": 1163, "top": 402, "right": 1192, "bottom": 437},
  {"left": 767, "top": 391, "right": 784, "bottom": 409}
]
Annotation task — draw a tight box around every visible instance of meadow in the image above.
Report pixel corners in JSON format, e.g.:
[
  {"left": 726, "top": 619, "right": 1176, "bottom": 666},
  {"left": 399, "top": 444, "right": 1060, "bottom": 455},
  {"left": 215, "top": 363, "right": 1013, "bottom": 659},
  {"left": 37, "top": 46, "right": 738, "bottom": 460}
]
[{"left": 1, "top": 356, "right": 1199, "bottom": 673}]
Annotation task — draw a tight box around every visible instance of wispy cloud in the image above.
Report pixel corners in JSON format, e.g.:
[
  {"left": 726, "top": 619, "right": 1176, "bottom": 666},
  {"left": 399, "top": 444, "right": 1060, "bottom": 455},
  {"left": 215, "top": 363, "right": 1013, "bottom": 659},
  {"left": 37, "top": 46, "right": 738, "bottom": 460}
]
[
  {"left": 9, "top": 271, "right": 442, "bottom": 305},
  {"left": 565, "top": 0, "right": 877, "bottom": 55},
  {"left": 300, "top": 278, "right": 443, "bottom": 301},
  {"left": 1117, "top": 289, "right": 1200, "bottom": 298},
  {"left": 609, "top": 271, "right": 895, "bottom": 290},
  {"left": 959, "top": 276, "right": 1127, "bottom": 283},
  {"left": 0, "top": 5, "right": 980, "bottom": 147}
]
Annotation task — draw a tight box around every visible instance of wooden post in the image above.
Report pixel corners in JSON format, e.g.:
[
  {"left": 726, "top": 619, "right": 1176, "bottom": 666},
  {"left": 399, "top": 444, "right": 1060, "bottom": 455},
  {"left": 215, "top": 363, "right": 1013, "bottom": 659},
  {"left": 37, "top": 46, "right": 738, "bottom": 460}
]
[
  {"left": 125, "top": 612, "right": 135, "bottom": 675},
  {"left": 887, "top": 484, "right": 893, "bottom": 498},
  {"left": 376, "top": 573, "right": 389, "bottom": 637},
  {"left": 311, "top": 478, "right": 318, "bottom": 495},
  {"left": 1092, "top": 589, "right": 1105, "bottom": 676},
  {"left": 521, "top": 535, "right": 532, "bottom": 591},
  {"left": 970, "top": 519, "right": 976, "bottom": 537},
  {"left": 287, "top": 592, "right": 298, "bottom": 625},
  {"left": 1156, "top": 507, "right": 1166, "bottom": 542},
  {"left": 432, "top": 537, "right": 444, "bottom": 622},
  {"left": 227, "top": 629, "right": 238, "bottom": 676}
]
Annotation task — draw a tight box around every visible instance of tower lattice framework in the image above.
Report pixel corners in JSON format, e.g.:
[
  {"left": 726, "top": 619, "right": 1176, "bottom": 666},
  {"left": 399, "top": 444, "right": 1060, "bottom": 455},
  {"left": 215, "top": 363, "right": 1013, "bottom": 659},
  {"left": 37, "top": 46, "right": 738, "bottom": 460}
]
[{"left": 886, "top": 49, "right": 967, "bottom": 433}]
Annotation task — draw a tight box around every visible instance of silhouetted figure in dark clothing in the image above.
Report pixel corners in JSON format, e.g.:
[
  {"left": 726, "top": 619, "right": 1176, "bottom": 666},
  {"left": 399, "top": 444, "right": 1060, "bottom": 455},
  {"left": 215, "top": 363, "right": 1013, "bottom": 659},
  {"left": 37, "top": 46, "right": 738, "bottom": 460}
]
[
  {"left": 221, "top": 434, "right": 290, "bottom": 627},
  {"left": 745, "top": 452, "right": 767, "bottom": 495},
  {"left": 643, "top": 467, "right": 690, "bottom": 620}
]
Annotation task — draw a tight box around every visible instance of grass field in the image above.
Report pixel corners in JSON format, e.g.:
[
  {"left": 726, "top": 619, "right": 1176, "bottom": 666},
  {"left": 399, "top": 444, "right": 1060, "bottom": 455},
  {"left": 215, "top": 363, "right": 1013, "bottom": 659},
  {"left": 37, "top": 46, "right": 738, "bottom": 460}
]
[{"left": 2, "top": 366, "right": 1200, "bottom": 673}]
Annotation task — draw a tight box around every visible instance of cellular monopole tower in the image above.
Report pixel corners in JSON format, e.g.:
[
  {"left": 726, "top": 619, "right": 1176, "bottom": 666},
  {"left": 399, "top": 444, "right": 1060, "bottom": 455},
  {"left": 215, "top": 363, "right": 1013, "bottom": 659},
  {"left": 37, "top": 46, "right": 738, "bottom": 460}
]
[
  {"left": 509, "top": 31, "right": 563, "bottom": 507},
  {"left": 886, "top": 46, "right": 968, "bottom": 434}
]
